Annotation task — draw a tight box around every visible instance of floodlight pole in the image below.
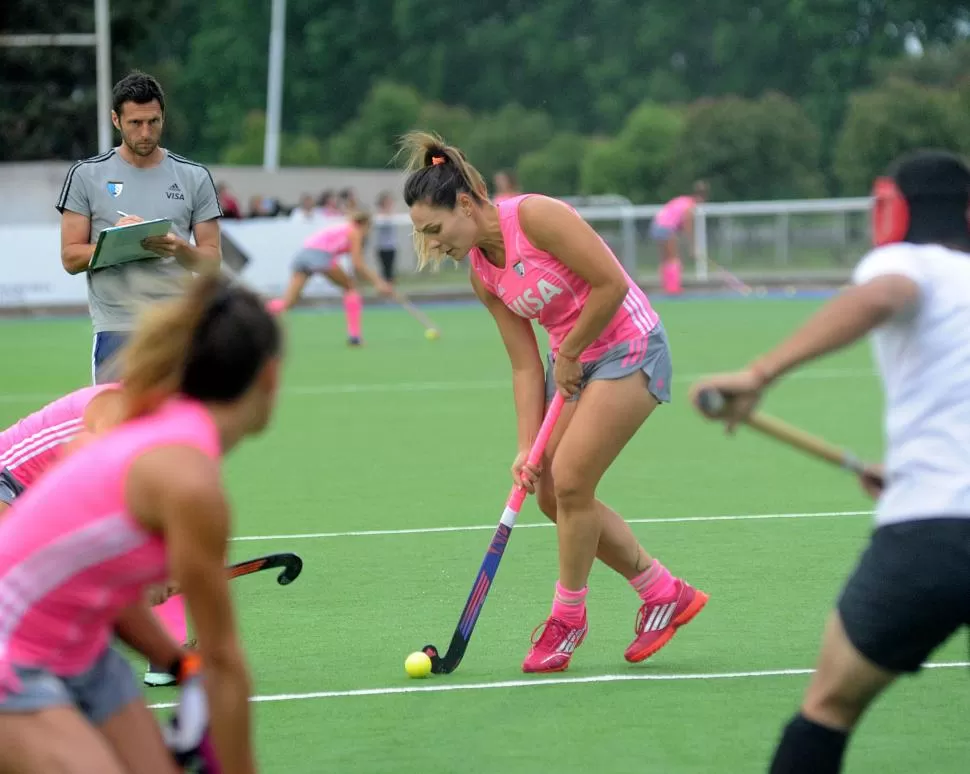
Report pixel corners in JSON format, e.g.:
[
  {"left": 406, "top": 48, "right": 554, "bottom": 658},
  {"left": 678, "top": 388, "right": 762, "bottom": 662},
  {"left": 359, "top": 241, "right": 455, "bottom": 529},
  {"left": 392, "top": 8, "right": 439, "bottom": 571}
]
[
  {"left": 95, "top": 0, "right": 112, "bottom": 153},
  {"left": 263, "top": 0, "right": 287, "bottom": 171}
]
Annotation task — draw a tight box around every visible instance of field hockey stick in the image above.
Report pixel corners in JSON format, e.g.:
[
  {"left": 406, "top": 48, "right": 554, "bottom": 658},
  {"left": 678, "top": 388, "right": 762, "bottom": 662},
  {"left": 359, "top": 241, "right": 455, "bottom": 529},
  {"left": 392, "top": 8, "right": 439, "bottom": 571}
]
[
  {"left": 160, "top": 553, "right": 303, "bottom": 602},
  {"left": 390, "top": 288, "right": 439, "bottom": 333},
  {"left": 421, "top": 391, "right": 566, "bottom": 675},
  {"left": 707, "top": 258, "right": 753, "bottom": 296},
  {"left": 695, "top": 388, "right": 878, "bottom": 481},
  {"left": 227, "top": 552, "right": 303, "bottom": 586}
]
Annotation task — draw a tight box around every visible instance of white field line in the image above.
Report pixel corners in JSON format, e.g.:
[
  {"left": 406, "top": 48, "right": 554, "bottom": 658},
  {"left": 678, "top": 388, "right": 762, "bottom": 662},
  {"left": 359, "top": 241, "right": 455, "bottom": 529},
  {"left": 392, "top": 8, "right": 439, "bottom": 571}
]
[
  {"left": 0, "top": 367, "right": 876, "bottom": 404},
  {"left": 231, "top": 510, "right": 872, "bottom": 542},
  {"left": 148, "top": 660, "right": 969, "bottom": 709}
]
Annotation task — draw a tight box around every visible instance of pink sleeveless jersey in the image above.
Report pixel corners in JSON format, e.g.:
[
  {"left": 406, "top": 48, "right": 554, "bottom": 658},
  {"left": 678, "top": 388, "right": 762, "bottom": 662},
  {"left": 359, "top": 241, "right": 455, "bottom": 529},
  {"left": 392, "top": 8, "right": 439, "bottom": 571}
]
[
  {"left": 0, "top": 384, "right": 118, "bottom": 488},
  {"left": 655, "top": 195, "right": 695, "bottom": 230},
  {"left": 0, "top": 398, "right": 221, "bottom": 686},
  {"left": 468, "top": 194, "right": 660, "bottom": 363},
  {"left": 303, "top": 222, "right": 353, "bottom": 254}
]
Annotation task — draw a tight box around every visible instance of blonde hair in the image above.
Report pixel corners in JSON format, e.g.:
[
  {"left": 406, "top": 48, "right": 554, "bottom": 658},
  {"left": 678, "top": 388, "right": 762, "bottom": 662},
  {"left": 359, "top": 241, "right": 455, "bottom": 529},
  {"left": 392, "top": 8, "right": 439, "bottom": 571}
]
[
  {"left": 119, "top": 271, "right": 281, "bottom": 421},
  {"left": 349, "top": 210, "right": 372, "bottom": 226},
  {"left": 398, "top": 131, "right": 488, "bottom": 270}
]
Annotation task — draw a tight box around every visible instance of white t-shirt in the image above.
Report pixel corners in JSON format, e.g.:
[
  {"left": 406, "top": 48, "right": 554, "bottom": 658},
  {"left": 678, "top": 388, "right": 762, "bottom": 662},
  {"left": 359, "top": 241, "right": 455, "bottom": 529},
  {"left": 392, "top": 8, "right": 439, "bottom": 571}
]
[{"left": 852, "top": 243, "right": 970, "bottom": 526}]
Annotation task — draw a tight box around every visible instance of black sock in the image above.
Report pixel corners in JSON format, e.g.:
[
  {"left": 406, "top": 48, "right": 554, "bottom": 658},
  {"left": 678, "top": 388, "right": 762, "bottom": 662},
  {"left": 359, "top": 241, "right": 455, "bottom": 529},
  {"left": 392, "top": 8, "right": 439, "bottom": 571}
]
[{"left": 769, "top": 713, "right": 849, "bottom": 774}]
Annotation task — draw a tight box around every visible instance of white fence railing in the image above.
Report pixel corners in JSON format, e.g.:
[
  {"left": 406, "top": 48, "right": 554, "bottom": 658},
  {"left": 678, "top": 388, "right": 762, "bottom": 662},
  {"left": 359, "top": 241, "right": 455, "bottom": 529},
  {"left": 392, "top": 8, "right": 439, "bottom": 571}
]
[
  {"left": 0, "top": 196, "right": 875, "bottom": 309},
  {"left": 555, "top": 197, "right": 874, "bottom": 279}
]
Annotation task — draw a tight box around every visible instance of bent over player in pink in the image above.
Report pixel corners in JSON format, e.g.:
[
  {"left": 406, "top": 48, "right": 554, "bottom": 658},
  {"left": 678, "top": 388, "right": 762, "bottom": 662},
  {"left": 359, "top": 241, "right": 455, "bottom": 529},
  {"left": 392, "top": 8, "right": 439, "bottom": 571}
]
[
  {"left": 0, "top": 383, "right": 191, "bottom": 688},
  {"left": 0, "top": 273, "right": 278, "bottom": 774},
  {"left": 401, "top": 132, "right": 709, "bottom": 673},
  {"left": 268, "top": 211, "right": 394, "bottom": 346},
  {"left": 650, "top": 182, "right": 709, "bottom": 295}
]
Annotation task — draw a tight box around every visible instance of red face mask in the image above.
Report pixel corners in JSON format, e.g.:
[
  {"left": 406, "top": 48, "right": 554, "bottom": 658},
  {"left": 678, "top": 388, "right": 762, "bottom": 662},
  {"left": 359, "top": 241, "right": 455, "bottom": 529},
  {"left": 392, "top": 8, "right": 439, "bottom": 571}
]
[{"left": 871, "top": 177, "right": 910, "bottom": 247}]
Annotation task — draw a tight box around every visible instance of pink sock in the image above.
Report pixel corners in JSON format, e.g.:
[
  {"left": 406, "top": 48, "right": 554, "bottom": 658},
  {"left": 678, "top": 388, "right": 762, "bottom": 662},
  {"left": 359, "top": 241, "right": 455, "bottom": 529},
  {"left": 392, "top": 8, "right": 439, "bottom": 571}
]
[
  {"left": 550, "top": 581, "right": 588, "bottom": 626},
  {"left": 630, "top": 560, "right": 677, "bottom": 604},
  {"left": 344, "top": 291, "right": 362, "bottom": 339},
  {"left": 154, "top": 595, "right": 188, "bottom": 644},
  {"left": 661, "top": 260, "right": 682, "bottom": 294}
]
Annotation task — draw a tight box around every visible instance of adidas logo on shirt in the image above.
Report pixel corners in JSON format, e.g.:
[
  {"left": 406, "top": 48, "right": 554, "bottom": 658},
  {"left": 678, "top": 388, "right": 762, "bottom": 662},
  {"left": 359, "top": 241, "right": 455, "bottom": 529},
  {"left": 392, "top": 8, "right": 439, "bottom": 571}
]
[{"left": 166, "top": 182, "right": 185, "bottom": 201}]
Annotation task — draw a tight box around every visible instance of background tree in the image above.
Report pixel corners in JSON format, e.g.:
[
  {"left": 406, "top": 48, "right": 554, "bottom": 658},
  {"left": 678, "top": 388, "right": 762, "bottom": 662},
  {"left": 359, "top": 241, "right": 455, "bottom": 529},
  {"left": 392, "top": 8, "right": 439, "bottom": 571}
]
[{"left": 833, "top": 77, "right": 969, "bottom": 194}]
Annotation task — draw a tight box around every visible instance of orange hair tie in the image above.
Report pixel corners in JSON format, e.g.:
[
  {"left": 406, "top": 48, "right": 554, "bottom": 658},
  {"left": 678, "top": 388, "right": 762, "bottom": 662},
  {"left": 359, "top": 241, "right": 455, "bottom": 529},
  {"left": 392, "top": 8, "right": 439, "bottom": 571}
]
[{"left": 431, "top": 155, "right": 446, "bottom": 166}]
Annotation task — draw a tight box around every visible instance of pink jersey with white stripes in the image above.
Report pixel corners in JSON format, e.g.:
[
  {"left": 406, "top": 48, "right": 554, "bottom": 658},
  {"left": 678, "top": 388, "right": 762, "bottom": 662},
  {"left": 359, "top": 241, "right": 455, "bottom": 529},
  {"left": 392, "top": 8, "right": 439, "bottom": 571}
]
[
  {"left": 303, "top": 222, "right": 353, "bottom": 254},
  {"left": 468, "top": 194, "right": 660, "bottom": 362},
  {"left": 0, "top": 384, "right": 117, "bottom": 488},
  {"left": 0, "top": 398, "right": 220, "bottom": 686}
]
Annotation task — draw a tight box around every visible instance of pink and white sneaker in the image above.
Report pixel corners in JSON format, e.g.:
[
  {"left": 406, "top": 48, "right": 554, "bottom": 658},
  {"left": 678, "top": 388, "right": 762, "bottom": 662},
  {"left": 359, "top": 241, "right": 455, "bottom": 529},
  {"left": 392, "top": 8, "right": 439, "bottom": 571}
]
[
  {"left": 521, "top": 615, "right": 588, "bottom": 674},
  {"left": 624, "top": 579, "right": 709, "bottom": 663}
]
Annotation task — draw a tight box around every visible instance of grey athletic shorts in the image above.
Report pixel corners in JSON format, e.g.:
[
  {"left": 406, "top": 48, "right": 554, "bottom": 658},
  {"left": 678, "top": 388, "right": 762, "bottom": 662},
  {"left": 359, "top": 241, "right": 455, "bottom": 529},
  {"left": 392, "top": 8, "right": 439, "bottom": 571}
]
[
  {"left": 649, "top": 220, "right": 675, "bottom": 241},
  {"left": 291, "top": 247, "right": 336, "bottom": 275},
  {"left": 0, "top": 646, "right": 141, "bottom": 725},
  {"left": 545, "top": 322, "right": 673, "bottom": 405},
  {"left": 0, "top": 467, "right": 25, "bottom": 505}
]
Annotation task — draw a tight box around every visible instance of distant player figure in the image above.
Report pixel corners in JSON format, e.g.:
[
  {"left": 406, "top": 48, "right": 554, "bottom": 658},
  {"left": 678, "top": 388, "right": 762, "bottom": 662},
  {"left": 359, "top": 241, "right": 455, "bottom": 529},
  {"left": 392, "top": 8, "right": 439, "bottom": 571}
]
[
  {"left": 401, "top": 132, "right": 709, "bottom": 673},
  {"left": 267, "top": 212, "right": 394, "bottom": 346},
  {"left": 690, "top": 149, "right": 970, "bottom": 774},
  {"left": 0, "top": 273, "right": 278, "bottom": 774},
  {"left": 650, "top": 181, "right": 709, "bottom": 295},
  {"left": 492, "top": 169, "right": 521, "bottom": 204}
]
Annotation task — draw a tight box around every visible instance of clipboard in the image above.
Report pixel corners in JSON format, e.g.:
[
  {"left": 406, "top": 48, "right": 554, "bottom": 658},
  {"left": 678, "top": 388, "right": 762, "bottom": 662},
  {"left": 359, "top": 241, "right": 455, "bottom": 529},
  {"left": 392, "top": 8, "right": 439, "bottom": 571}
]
[{"left": 89, "top": 218, "right": 174, "bottom": 271}]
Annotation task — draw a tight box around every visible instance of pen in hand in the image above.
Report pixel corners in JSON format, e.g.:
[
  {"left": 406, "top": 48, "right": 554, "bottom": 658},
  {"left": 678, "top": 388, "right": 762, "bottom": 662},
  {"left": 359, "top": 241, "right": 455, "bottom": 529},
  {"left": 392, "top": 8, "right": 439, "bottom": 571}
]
[{"left": 115, "top": 211, "right": 145, "bottom": 227}]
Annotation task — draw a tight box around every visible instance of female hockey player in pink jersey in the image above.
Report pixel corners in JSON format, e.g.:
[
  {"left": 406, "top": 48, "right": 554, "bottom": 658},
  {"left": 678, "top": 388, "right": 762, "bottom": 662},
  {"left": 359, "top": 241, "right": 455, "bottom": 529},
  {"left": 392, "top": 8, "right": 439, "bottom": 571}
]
[
  {"left": 401, "top": 132, "right": 709, "bottom": 674},
  {"left": 0, "top": 383, "right": 191, "bottom": 689},
  {"left": 0, "top": 273, "right": 281, "bottom": 774},
  {"left": 268, "top": 211, "right": 394, "bottom": 345}
]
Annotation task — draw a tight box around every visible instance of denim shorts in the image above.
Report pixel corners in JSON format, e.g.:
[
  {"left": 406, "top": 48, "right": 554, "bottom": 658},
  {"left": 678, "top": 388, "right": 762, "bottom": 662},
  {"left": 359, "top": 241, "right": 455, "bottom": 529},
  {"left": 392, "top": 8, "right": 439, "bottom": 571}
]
[{"left": 545, "top": 322, "right": 673, "bottom": 405}]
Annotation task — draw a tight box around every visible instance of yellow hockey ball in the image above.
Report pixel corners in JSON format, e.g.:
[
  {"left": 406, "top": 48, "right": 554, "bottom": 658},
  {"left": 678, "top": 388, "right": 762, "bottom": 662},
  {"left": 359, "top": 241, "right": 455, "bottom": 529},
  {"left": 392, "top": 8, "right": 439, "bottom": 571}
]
[{"left": 405, "top": 651, "right": 432, "bottom": 678}]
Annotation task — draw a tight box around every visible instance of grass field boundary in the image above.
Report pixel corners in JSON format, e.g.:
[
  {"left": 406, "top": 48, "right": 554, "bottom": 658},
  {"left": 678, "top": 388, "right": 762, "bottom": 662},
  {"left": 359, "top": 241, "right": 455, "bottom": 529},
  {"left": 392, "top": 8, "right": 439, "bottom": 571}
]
[
  {"left": 232, "top": 509, "right": 873, "bottom": 542},
  {"left": 148, "top": 660, "right": 968, "bottom": 709}
]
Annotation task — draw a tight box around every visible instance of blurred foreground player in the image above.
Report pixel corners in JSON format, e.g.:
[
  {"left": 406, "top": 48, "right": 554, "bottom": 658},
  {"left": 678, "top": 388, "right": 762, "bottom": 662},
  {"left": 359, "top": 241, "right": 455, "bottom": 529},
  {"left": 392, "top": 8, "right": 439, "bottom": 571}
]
[
  {"left": 0, "top": 273, "right": 280, "bottom": 774},
  {"left": 690, "top": 149, "right": 970, "bottom": 773}
]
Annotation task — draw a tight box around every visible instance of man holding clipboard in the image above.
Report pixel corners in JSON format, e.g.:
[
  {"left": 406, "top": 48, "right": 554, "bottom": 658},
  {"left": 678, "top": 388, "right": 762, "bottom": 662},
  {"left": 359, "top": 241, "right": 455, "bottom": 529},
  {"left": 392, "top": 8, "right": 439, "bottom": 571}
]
[{"left": 56, "top": 71, "right": 223, "bottom": 384}]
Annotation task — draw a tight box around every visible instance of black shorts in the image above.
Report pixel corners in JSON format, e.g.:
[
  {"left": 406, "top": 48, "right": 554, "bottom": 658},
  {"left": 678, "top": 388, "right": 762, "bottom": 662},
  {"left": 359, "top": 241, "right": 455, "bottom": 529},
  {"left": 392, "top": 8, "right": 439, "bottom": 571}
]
[
  {"left": 378, "top": 248, "right": 396, "bottom": 282},
  {"left": 0, "top": 467, "right": 25, "bottom": 505},
  {"left": 837, "top": 518, "right": 970, "bottom": 673}
]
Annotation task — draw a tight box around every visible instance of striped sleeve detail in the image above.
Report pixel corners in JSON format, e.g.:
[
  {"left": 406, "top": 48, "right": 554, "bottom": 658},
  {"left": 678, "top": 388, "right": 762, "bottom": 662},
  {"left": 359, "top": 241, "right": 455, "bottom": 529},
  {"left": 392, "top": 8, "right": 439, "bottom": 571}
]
[{"left": 55, "top": 149, "right": 115, "bottom": 214}]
